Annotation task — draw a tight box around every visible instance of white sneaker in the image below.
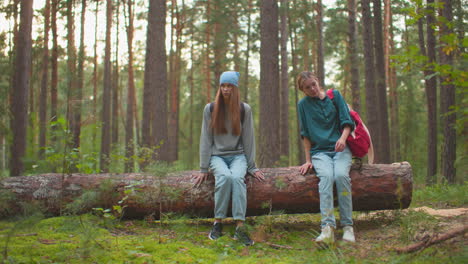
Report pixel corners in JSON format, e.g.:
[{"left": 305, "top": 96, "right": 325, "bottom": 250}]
[
  {"left": 342, "top": 226, "right": 355, "bottom": 242},
  {"left": 316, "top": 225, "right": 334, "bottom": 243}
]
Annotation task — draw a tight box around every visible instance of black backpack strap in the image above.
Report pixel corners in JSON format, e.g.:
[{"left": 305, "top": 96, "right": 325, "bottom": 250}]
[
  {"left": 240, "top": 102, "right": 245, "bottom": 124},
  {"left": 210, "top": 102, "right": 245, "bottom": 124},
  {"left": 209, "top": 102, "right": 214, "bottom": 113}
]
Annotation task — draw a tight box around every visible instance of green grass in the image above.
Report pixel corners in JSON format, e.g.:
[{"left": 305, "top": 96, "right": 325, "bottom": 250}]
[{"left": 412, "top": 182, "right": 468, "bottom": 207}]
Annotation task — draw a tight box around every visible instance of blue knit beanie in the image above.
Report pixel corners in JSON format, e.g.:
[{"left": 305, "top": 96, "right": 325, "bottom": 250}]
[{"left": 219, "top": 71, "right": 240, "bottom": 87}]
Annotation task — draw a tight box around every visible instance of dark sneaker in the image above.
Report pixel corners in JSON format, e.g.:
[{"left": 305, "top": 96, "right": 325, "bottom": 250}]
[
  {"left": 208, "top": 222, "right": 223, "bottom": 240},
  {"left": 234, "top": 226, "right": 254, "bottom": 246}
]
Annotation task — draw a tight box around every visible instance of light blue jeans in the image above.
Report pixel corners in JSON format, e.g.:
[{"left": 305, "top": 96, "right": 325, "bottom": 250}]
[
  {"left": 312, "top": 147, "right": 353, "bottom": 228},
  {"left": 209, "top": 154, "right": 248, "bottom": 221}
]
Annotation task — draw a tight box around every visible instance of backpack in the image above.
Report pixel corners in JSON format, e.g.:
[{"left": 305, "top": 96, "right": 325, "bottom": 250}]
[
  {"left": 326, "top": 89, "right": 374, "bottom": 164},
  {"left": 209, "top": 102, "right": 245, "bottom": 124}
]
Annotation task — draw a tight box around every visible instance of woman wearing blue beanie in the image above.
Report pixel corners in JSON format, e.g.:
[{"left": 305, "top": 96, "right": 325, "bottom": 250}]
[{"left": 192, "top": 71, "right": 264, "bottom": 246}]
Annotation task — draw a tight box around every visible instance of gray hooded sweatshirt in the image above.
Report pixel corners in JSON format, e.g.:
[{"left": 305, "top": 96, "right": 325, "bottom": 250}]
[{"left": 199, "top": 103, "right": 259, "bottom": 174}]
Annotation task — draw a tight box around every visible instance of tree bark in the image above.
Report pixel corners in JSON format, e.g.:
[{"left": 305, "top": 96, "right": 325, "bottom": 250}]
[
  {"left": 439, "top": 0, "right": 456, "bottom": 183},
  {"left": 66, "top": 0, "right": 79, "bottom": 152},
  {"left": 168, "top": 0, "right": 183, "bottom": 162},
  {"left": 100, "top": 0, "right": 113, "bottom": 172},
  {"left": 316, "top": 0, "right": 325, "bottom": 86},
  {"left": 288, "top": 5, "right": 304, "bottom": 165},
  {"left": 0, "top": 163, "right": 413, "bottom": 219},
  {"left": 39, "top": 0, "right": 50, "bottom": 159},
  {"left": 76, "top": 0, "right": 85, "bottom": 150},
  {"left": 242, "top": 0, "right": 253, "bottom": 102},
  {"left": 347, "top": 0, "right": 361, "bottom": 113},
  {"left": 259, "top": 0, "right": 280, "bottom": 167},
  {"left": 92, "top": 0, "right": 99, "bottom": 161},
  {"left": 10, "top": 0, "right": 33, "bottom": 176},
  {"left": 50, "top": 0, "right": 58, "bottom": 144},
  {"left": 212, "top": 2, "right": 225, "bottom": 89},
  {"left": 385, "top": 0, "right": 401, "bottom": 163},
  {"left": 361, "top": 0, "right": 379, "bottom": 161},
  {"left": 124, "top": 0, "right": 136, "bottom": 173},
  {"left": 417, "top": 1, "right": 437, "bottom": 185},
  {"left": 204, "top": 0, "right": 212, "bottom": 103},
  {"left": 112, "top": 1, "right": 120, "bottom": 147},
  {"left": 141, "top": 0, "right": 169, "bottom": 166},
  {"left": 372, "top": 0, "right": 391, "bottom": 163},
  {"left": 279, "top": 0, "right": 289, "bottom": 161},
  {"left": 425, "top": 0, "right": 437, "bottom": 183}
]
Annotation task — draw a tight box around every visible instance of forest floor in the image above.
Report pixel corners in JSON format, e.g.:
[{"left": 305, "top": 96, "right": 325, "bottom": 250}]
[{"left": 0, "top": 185, "right": 467, "bottom": 263}]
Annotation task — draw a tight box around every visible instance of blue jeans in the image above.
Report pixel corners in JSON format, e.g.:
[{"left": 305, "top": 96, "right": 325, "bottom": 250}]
[
  {"left": 312, "top": 147, "right": 353, "bottom": 228},
  {"left": 209, "top": 154, "right": 248, "bottom": 221}
]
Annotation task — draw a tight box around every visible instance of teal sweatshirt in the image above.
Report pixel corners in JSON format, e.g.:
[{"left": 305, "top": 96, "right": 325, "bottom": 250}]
[
  {"left": 199, "top": 103, "right": 259, "bottom": 174},
  {"left": 297, "top": 90, "right": 354, "bottom": 156}
]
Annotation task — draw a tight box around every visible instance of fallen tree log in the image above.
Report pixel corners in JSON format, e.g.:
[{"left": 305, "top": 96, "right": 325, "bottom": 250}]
[{"left": 0, "top": 162, "right": 412, "bottom": 219}]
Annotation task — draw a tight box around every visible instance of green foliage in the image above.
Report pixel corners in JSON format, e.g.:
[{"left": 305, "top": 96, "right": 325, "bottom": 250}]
[
  {"left": 0, "top": 190, "right": 16, "bottom": 217},
  {"left": 24, "top": 118, "right": 100, "bottom": 175},
  {"left": 412, "top": 182, "right": 468, "bottom": 207}
]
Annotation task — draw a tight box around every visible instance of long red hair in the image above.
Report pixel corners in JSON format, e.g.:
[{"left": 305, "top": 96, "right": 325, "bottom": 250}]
[{"left": 211, "top": 85, "right": 241, "bottom": 135}]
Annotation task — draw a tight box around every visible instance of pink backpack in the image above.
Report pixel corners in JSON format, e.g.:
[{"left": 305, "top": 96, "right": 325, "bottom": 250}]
[{"left": 327, "top": 89, "right": 374, "bottom": 163}]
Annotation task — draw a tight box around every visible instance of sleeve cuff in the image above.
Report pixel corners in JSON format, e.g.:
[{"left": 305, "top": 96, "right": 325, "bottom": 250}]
[
  {"left": 200, "top": 168, "right": 209, "bottom": 173},
  {"left": 341, "top": 121, "right": 355, "bottom": 131}
]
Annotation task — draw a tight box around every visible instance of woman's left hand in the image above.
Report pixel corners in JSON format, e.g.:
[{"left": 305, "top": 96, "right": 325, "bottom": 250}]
[
  {"left": 335, "top": 137, "right": 347, "bottom": 152},
  {"left": 251, "top": 170, "right": 265, "bottom": 181}
]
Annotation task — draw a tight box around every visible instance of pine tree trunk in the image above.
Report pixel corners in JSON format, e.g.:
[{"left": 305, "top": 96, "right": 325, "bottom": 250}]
[
  {"left": 361, "top": 0, "right": 379, "bottom": 161},
  {"left": 426, "top": 0, "right": 438, "bottom": 184},
  {"left": 76, "top": 0, "right": 86, "bottom": 151},
  {"left": 385, "top": 0, "right": 401, "bottom": 163},
  {"left": 50, "top": 0, "right": 58, "bottom": 142},
  {"left": 301, "top": 0, "right": 311, "bottom": 71},
  {"left": 10, "top": 0, "right": 33, "bottom": 176},
  {"left": 204, "top": 0, "right": 212, "bottom": 103},
  {"left": 112, "top": 1, "right": 120, "bottom": 147},
  {"left": 39, "top": 0, "right": 50, "bottom": 159},
  {"left": 347, "top": 0, "right": 361, "bottom": 113},
  {"left": 243, "top": 0, "right": 253, "bottom": 102},
  {"left": 212, "top": 2, "right": 224, "bottom": 88},
  {"left": 125, "top": 0, "right": 136, "bottom": 173},
  {"left": 100, "top": 0, "right": 113, "bottom": 172},
  {"left": 259, "top": 0, "right": 280, "bottom": 167},
  {"left": 92, "top": 0, "right": 99, "bottom": 160},
  {"left": 439, "top": 0, "right": 456, "bottom": 183},
  {"left": 372, "top": 0, "right": 391, "bottom": 163},
  {"left": 279, "top": 0, "right": 289, "bottom": 161},
  {"left": 168, "top": 0, "right": 182, "bottom": 162},
  {"left": 454, "top": 0, "right": 464, "bottom": 55},
  {"left": 189, "top": 29, "right": 195, "bottom": 168},
  {"left": 233, "top": 7, "right": 240, "bottom": 72},
  {"left": 66, "top": 0, "right": 79, "bottom": 152},
  {"left": 288, "top": 4, "right": 305, "bottom": 164},
  {"left": 316, "top": 0, "right": 325, "bottom": 86},
  {"left": 145, "top": 0, "right": 169, "bottom": 162}
]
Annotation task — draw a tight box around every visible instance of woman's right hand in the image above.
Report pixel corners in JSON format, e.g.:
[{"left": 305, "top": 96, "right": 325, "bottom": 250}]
[
  {"left": 299, "top": 161, "right": 313, "bottom": 175},
  {"left": 192, "top": 172, "right": 209, "bottom": 187}
]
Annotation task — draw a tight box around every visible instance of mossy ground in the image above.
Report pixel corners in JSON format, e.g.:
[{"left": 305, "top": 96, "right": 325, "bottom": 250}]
[{"left": 1, "top": 185, "right": 466, "bottom": 263}]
